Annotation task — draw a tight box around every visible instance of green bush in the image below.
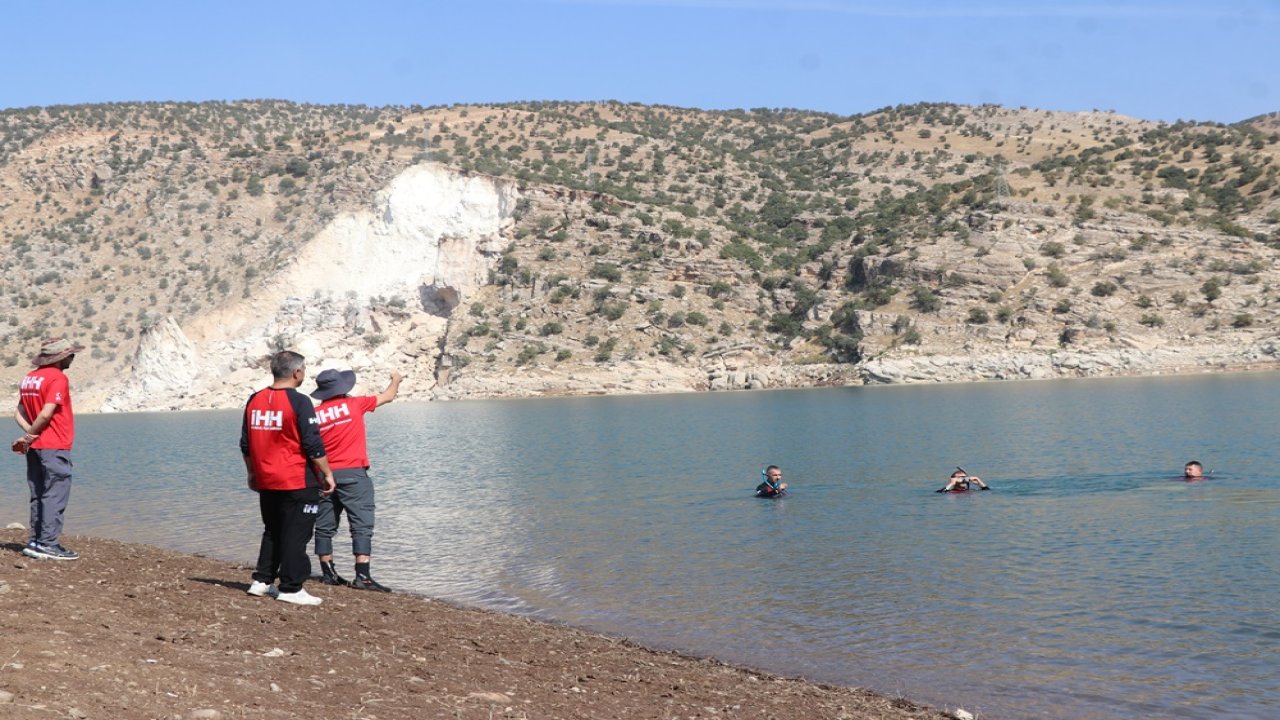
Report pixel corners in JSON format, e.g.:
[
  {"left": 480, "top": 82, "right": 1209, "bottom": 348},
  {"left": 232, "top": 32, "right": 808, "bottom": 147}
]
[
  {"left": 911, "top": 286, "right": 940, "bottom": 312},
  {"left": 1091, "top": 280, "right": 1118, "bottom": 297},
  {"left": 1046, "top": 264, "right": 1070, "bottom": 288},
  {"left": 1201, "top": 277, "right": 1223, "bottom": 302},
  {"left": 590, "top": 263, "right": 622, "bottom": 282},
  {"left": 1039, "top": 241, "right": 1066, "bottom": 258},
  {"left": 593, "top": 337, "right": 617, "bottom": 362}
]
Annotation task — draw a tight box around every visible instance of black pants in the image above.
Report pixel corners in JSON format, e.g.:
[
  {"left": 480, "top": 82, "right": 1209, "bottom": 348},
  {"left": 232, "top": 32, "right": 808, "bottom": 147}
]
[{"left": 253, "top": 487, "right": 320, "bottom": 593}]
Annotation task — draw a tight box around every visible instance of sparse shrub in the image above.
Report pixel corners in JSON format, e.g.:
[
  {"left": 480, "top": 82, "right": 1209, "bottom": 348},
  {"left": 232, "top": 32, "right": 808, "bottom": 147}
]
[
  {"left": 967, "top": 308, "right": 990, "bottom": 324},
  {"left": 599, "top": 301, "right": 627, "bottom": 321},
  {"left": 911, "top": 286, "right": 940, "bottom": 312},
  {"left": 516, "top": 343, "right": 547, "bottom": 365},
  {"left": 1091, "top": 280, "right": 1118, "bottom": 297},
  {"left": 590, "top": 262, "right": 622, "bottom": 282},
  {"left": 1040, "top": 241, "right": 1067, "bottom": 258},
  {"left": 709, "top": 281, "right": 733, "bottom": 298},
  {"left": 1201, "top": 277, "right": 1223, "bottom": 302},
  {"left": 594, "top": 337, "right": 617, "bottom": 362}
]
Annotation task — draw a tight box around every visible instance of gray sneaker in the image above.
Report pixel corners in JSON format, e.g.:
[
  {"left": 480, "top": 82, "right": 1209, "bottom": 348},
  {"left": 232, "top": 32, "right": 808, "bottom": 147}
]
[{"left": 24, "top": 542, "right": 79, "bottom": 561}]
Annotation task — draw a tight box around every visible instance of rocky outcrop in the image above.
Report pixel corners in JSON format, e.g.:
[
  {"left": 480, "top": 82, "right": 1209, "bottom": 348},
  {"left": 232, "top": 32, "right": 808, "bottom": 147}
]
[
  {"left": 100, "top": 318, "right": 200, "bottom": 412},
  {"left": 102, "top": 164, "right": 519, "bottom": 412}
]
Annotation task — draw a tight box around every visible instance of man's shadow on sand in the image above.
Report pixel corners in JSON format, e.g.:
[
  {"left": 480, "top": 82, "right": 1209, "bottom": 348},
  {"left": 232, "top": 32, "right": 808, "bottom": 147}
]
[{"left": 190, "top": 577, "right": 255, "bottom": 592}]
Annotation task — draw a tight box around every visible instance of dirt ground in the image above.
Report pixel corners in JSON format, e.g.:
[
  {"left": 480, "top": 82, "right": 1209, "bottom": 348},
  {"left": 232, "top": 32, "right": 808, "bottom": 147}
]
[{"left": 0, "top": 529, "right": 958, "bottom": 720}]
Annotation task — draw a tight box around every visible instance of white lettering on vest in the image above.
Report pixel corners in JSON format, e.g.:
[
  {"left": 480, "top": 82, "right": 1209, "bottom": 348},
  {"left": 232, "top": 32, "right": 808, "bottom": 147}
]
[
  {"left": 315, "top": 403, "right": 351, "bottom": 425},
  {"left": 251, "top": 409, "right": 284, "bottom": 429}
]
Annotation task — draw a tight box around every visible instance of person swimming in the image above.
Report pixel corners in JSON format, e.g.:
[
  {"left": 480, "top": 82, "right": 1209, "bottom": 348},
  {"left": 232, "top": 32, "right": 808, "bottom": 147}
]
[
  {"left": 937, "top": 468, "right": 989, "bottom": 493},
  {"left": 755, "top": 465, "right": 787, "bottom": 498},
  {"left": 1183, "top": 460, "right": 1205, "bottom": 480}
]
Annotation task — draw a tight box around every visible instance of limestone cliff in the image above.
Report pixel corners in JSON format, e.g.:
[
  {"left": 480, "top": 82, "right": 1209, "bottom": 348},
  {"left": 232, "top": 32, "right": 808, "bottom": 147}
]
[{"left": 102, "top": 164, "right": 518, "bottom": 411}]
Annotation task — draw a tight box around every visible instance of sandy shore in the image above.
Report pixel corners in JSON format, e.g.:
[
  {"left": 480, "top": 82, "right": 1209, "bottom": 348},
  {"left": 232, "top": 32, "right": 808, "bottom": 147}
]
[{"left": 0, "top": 529, "right": 957, "bottom": 720}]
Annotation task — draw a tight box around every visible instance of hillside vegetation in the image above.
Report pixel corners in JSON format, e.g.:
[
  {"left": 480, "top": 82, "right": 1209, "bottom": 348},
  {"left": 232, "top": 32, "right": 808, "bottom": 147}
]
[{"left": 2, "top": 101, "right": 1279, "bottom": 406}]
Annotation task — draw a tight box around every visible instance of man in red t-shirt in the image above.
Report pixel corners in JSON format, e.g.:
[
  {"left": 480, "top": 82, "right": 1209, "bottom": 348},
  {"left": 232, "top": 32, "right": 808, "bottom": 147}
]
[
  {"left": 240, "top": 351, "right": 336, "bottom": 606},
  {"left": 309, "top": 367, "right": 402, "bottom": 592},
  {"left": 12, "top": 337, "right": 85, "bottom": 561}
]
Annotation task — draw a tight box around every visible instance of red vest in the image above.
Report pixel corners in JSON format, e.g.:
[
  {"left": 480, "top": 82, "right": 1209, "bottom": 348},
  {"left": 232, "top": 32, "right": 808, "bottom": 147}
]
[{"left": 242, "top": 387, "right": 324, "bottom": 490}]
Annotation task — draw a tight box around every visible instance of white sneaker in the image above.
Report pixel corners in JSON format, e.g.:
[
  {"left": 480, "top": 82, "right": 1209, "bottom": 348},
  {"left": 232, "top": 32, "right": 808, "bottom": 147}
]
[
  {"left": 246, "top": 580, "right": 279, "bottom": 598},
  {"left": 276, "top": 588, "right": 322, "bottom": 606}
]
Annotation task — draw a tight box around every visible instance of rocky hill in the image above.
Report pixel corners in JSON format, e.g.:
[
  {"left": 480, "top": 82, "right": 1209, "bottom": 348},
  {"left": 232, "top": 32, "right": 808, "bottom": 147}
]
[{"left": 1, "top": 100, "right": 1278, "bottom": 411}]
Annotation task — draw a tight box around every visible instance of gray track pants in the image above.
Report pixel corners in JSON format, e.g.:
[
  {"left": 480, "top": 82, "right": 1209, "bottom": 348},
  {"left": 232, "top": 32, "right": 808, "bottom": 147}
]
[
  {"left": 26, "top": 449, "right": 73, "bottom": 546},
  {"left": 313, "top": 467, "right": 375, "bottom": 557}
]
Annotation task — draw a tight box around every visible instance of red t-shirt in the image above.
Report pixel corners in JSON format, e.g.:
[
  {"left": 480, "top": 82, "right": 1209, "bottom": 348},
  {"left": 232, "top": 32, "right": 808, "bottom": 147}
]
[
  {"left": 19, "top": 366, "right": 74, "bottom": 450},
  {"left": 314, "top": 395, "right": 378, "bottom": 470}
]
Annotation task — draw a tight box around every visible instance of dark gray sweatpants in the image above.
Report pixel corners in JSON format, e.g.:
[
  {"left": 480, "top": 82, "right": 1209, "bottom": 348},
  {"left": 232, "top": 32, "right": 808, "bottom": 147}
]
[
  {"left": 313, "top": 467, "right": 375, "bottom": 557},
  {"left": 26, "top": 449, "right": 73, "bottom": 546}
]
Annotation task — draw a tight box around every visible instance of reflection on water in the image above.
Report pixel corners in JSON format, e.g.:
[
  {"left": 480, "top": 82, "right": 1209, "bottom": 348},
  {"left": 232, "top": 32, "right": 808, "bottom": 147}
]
[{"left": 3, "top": 372, "right": 1279, "bottom": 719}]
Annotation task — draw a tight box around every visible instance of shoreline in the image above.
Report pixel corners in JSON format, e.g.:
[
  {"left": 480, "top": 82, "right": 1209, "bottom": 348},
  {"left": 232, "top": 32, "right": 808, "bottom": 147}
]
[
  {"left": 81, "top": 361, "right": 1280, "bottom": 415},
  {"left": 0, "top": 529, "right": 957, "bottom": 720}
]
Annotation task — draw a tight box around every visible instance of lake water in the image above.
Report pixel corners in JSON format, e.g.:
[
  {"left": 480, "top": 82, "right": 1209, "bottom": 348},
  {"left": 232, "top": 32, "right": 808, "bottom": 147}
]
[{"left": 4, "top": 373, "right": 1279, "bottom": 719}]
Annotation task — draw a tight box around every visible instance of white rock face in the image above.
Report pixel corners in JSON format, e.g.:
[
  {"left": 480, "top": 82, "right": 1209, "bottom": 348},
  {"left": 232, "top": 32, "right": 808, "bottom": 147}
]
[
  {"left": 101, "top": 164, "right": 518, "bottom": 412},
  {"left": 285, "top": 164, "right": 516, "bottom": 308},
  {"left": 101, "top": 317, "right": 199, "bottom": 412}
]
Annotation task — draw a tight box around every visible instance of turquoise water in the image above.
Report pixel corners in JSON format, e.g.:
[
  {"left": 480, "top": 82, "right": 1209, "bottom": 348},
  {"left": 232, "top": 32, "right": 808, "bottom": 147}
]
[{"left": 4, "top": 373, "right": 1279, "bottom": 718}]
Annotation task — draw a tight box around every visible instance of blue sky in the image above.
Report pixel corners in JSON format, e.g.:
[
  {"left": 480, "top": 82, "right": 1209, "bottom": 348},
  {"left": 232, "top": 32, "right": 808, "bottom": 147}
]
[{"left": 4, "top": 0, "right": 1277, "bottom": 123}]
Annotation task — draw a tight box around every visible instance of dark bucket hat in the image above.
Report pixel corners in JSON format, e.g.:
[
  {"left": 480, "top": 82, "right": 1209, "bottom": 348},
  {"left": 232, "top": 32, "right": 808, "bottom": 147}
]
[{"left": 311, "top": 369, "right": 357, "bottom": 401}]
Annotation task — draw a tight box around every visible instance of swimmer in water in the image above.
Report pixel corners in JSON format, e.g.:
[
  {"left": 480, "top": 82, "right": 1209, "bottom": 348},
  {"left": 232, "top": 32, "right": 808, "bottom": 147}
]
[
  {"left": 1183, "top": 461, "right": 1205, "bottom": 480},
  {"left": 755, "top": 465, "right": 787, "bottom": 498},
  {"left": 937, "top": 468, "right": 989, "bottom": 493}
]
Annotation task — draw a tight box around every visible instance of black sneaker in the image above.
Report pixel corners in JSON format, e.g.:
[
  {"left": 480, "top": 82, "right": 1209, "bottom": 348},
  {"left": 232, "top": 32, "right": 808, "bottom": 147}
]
[
  {"left": 24, "top": 542, "right": 79, "bottom": 561},
  {"left": 320, "top": 561, "right": 348, "bottom": 586},
  {"left": 350, "top": 574, "right": 391, "bottom": 593}
]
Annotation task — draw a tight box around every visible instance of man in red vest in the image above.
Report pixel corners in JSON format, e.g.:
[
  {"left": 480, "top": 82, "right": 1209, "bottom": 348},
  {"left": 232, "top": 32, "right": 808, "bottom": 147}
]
[
  {"left": 12, "top": 337, "right": 85, "bottom": 561},
  {"left": 310, "top": 368, "right": 402, "bottom": 592},
  {"left": 241, "top": 351, "right": 336, "bottom": 606}
]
